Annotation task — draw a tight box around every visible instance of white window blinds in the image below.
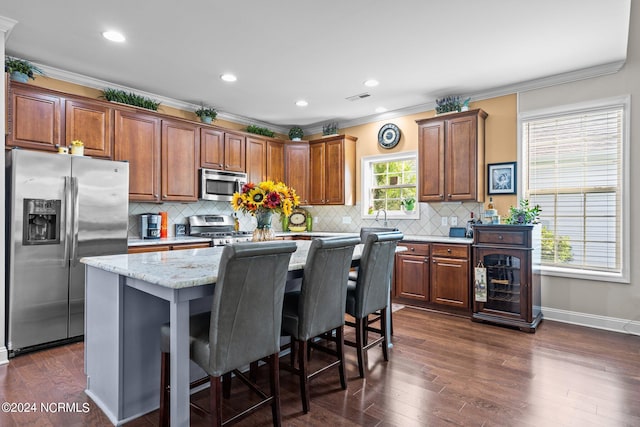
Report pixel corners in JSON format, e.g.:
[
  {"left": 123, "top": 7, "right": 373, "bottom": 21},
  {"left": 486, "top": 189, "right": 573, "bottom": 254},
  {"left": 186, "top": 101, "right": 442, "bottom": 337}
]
[{"left": 523, "top": 106, "right": 623, "bottom": 273}]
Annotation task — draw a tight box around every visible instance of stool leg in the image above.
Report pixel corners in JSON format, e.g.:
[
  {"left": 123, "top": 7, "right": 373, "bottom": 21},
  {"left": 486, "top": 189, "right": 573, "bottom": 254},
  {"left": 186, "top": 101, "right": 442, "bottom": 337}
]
[
  {"left": 159, "top": 351, "right": 170, "bottom": 427},
  {"left": 380, "top": 307, "right": 389, "bottom": 361},
  {"left": 210, "top": 375, "right": 223, "bottom": 427},
  {"left": 355, "top": 317, "right": 366, "bottom": 378},
  {"left": 268, "top": 354, "right": 282, "bottom": 426},
  {"left": 298, "top": 339, "right": 311, "bottom": 413},
  {"left": 336, "top": 326, "right": 347, "bottom": 389},
  {"left": 222, "top": 372, "right": 232, "bottom": 399}
]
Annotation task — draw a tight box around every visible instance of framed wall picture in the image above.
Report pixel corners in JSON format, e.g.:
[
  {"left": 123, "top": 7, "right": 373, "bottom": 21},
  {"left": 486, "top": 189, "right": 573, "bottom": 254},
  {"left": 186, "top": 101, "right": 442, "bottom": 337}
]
[{"left": 488, "top": 162, "right": 517, "bottom": 194}]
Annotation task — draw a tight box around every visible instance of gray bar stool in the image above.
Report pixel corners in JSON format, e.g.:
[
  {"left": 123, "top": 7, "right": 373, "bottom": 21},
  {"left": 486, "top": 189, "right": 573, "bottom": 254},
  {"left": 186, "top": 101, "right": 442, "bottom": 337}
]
[
  {"left": 344, "top": 231, "right": 404, "bottom": 378},
  {"left": 158, "top": 241, "right": 297, "bottom": 427},
  {"left": 280, "top": 236, "right": 360, "bottom": 413}
]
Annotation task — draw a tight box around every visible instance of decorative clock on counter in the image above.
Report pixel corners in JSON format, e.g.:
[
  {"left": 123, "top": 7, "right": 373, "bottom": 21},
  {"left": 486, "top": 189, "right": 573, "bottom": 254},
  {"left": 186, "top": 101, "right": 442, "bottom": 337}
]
[
  {"left": 378, "top": 123, "right": 401, "bottom": 149},
  {"left": 288, "top": 208, "right": 308, "bottom": 232}
]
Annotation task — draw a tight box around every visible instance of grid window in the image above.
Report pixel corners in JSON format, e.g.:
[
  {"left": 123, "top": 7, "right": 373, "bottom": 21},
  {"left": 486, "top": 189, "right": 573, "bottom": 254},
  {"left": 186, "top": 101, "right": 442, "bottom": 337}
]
[{"left": 362, "top": 153, "right": 418, "bottom": 218}]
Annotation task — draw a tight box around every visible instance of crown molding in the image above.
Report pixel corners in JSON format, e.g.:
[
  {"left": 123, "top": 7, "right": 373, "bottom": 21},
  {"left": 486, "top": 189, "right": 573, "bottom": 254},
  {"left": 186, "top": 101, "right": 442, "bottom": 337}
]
[
  {"left": 33, "top": 62, "right": 289, "bottom": 134},
  {"left": 303, "top": 60, "right": 626, "bottom": 134},
  {"left": 0, "top": 15, "right": 18, "bottom": 39},
  {"left": 28, "top": 58, "right": 625, "bottom": 136}
]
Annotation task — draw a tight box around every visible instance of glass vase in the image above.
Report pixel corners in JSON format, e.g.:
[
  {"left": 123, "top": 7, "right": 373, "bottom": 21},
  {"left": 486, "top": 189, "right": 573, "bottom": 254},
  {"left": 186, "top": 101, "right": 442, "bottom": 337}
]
[{"left": 252, "top": 211, "right": 275, "bottom": 241}]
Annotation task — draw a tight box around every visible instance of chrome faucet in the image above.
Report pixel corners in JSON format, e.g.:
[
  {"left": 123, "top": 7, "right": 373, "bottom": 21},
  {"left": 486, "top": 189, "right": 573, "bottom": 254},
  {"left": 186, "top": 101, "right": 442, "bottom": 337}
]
[{"left": 375, "top": 209, "right": 388, "bottom": 227}]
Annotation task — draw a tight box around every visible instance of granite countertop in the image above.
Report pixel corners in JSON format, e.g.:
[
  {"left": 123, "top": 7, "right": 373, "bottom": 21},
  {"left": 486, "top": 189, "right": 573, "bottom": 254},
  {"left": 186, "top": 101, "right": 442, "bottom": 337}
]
[
  {"left": 278, "top": 231, "right": 472, "bottom": 245},
  {"left": 128, "top": 235, "right": 212, "bottom": 247},
  {"left": 82, "top": 240, "right": 362, "bottom": 289}
]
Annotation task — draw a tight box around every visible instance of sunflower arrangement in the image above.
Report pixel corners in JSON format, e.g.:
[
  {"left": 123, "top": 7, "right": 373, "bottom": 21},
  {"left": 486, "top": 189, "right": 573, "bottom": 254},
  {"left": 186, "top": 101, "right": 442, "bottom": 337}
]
[{"left": 231, "top": 180, "right": 299, "bottom": 217}]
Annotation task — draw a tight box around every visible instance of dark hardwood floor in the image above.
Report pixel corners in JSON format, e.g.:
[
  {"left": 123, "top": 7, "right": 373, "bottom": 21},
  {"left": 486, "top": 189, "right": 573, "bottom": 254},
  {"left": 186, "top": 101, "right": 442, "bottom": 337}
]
[{"left": 1, "top": 307, "right": 639, "bottom": 426}]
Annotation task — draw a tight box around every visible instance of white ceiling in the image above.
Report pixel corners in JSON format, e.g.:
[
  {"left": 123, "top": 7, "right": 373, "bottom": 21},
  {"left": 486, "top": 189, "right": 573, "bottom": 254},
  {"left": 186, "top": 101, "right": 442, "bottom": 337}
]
[{"left": 1, "top": 1, "right": 631, "bottom": 131}]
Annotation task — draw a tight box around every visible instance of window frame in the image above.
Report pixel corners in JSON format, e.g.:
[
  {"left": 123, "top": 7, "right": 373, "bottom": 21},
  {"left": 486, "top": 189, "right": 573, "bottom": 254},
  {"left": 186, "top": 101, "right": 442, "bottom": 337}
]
[
  {"left": 518, "top": 95, "right": 630, "bottom": 283},
  {"left": 361, "top": 151, "right": 419, "bottom": 220}
]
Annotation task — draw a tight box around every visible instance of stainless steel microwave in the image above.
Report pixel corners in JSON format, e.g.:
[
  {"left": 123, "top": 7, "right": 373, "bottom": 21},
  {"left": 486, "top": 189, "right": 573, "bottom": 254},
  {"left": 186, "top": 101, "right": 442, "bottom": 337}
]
[{"left": 200, "top": 169, "right": 247, "bottom": 201}]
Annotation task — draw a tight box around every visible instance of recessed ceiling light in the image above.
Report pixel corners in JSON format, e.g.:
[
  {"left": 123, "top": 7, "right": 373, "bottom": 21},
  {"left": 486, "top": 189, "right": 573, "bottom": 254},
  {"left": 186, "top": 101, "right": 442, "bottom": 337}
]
[
  {"left": 295, "top": 100, "right": 308, "bottom": 107},
  {"left": 220, "top": 73, "right": 237, "bottom": 82},
  {"left": 364, "top": 79, "right": 379, "bottom": 87},
  {"left": 375, "top": 107, "right": 388, "bottom": 113},
  {"left": 102, "top": 31, "right": 126, "bottom": 43}
]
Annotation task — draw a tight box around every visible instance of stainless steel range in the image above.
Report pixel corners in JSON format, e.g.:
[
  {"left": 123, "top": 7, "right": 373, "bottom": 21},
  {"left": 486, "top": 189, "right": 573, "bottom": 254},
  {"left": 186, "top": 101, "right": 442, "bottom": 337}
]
[{"left": 188, "top": 214, "right": 253, "bottom": 246}]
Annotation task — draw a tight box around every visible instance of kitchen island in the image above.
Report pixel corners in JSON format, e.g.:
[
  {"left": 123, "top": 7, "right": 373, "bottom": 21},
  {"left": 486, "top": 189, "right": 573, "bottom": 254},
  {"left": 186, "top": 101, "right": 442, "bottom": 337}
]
[{"left": 81, "top": 240, "right": 389, "bottom": 427}]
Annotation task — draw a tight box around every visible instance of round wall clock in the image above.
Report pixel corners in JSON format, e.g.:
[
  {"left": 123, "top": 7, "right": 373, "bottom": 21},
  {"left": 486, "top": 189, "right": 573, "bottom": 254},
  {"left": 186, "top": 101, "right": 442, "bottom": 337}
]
[{"left": 378, "top": 123, "right": 401, "bottom": 149}]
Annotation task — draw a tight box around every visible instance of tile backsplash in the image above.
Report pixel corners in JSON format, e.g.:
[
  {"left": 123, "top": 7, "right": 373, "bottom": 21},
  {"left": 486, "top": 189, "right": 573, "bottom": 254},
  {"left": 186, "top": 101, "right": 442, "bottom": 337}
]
[{"left": 129, "top": 200, "right": 485, "bottom": 238}]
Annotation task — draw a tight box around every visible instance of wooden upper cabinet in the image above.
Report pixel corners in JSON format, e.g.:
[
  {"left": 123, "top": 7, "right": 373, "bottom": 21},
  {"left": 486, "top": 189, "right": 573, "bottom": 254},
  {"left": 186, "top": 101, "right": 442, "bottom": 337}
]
[
  {"left": 200, "top": 128, "right": 225, "bottom": 169},
  {"left": 200, "top": 128, "right": 246, "bottom": 173},
  {"left": 266, "top": 139, "right": 284, "bottom": 182},
  {"left": 113, "top": 109, "right": 161, "bottom": 202},
  {"left": 308, "top": 135, "right": 357, "bottom": 205},
  {"left": 418, "top": 121, "right": 446, "bottom": 201},
  {"left": 284, "top": 142, "right": 309, "bottom": 205},
  {"left": 246, "top": 136, "right": 267, "bottom": 184},
  {"left": 417, "top": 109, "right": 487, "bottom": 203},
  {"left": 308, "top": 141, "right": 326, "bottom": 205},
  {"left": 7, "top": 83, "right": 62, "bottom": 151},
  {"left": 161, "top": 119, "right": 199, "bottom": 202},
  {"left": 65, "top": 98, "right": 113, "bottom": 158},
  {"left": 224, "top": 132, "right": 246, "bottom": 172}
]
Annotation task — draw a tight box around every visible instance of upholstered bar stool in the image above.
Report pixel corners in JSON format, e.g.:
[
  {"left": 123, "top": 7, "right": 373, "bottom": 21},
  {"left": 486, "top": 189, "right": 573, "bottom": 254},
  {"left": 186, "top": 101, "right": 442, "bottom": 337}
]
[
  {"left": 345, "top": 231, "right": 403, "bottom": 378},
  {"left": 280, "top": 236, "right": 360, "bottom": 413},
  {"left": 158, "top": 241, "right": 297, "bottom": 427}
]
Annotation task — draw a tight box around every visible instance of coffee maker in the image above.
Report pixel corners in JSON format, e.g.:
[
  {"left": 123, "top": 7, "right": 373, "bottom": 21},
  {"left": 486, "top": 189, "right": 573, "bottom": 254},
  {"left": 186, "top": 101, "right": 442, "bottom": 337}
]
[{"left": 140, "top": 213, "right": 161, "bottom": 239}]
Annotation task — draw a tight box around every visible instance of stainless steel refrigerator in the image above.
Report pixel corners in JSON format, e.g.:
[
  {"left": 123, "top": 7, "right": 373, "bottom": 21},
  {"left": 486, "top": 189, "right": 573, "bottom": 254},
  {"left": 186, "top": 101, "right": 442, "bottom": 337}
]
[{"left": 5, "top": 149, "right": 129, "bottom": 356}]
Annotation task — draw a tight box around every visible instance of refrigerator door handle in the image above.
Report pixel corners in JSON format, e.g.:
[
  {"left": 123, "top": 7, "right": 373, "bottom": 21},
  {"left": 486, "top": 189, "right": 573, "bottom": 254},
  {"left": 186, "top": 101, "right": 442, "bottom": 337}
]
[
  {"left": 70, "top": 176, "right": 80, "bottom": 266},
  {"left": 63, "top": 176, "right": 72, "bottom": 266}
]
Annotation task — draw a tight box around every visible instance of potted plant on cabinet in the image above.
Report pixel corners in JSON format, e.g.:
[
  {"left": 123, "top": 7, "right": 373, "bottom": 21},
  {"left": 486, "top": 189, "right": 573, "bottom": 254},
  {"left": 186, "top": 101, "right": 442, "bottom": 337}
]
[
  {"left": 5, "top": 56, "right": 44, "bottom": 82},
  {"left": 322, "top": 122, "right": 339, "bottom": 136},
  {"left": 288, "top": 126, "right": 304, "bottom": 141},
  {"left": 401, "top": 197, "right": 416, "bottom": 213},
  {"left": 195, "top": 107, "right": 217, "bottom": 124}
]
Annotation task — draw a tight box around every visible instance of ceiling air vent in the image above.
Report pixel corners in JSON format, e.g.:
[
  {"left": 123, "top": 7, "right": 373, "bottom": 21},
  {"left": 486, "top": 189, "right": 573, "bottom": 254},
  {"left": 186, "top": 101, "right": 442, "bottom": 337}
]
[{"left": 346, "top": 93, "right": 371, "bottom": 101}]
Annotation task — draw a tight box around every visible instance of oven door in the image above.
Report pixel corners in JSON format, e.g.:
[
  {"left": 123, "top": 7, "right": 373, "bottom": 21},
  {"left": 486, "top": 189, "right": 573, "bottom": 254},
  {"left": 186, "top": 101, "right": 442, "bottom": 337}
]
[{"left": 200, "top": 169, "right": 247, "bottom": 201}]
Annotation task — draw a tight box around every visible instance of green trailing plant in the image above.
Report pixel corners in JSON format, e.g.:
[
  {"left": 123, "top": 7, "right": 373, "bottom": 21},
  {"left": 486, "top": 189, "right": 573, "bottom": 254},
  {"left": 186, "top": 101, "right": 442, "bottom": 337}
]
[
  {"left": 5, "top": 56, "right": 44, "bottom": 80},
  {"left": 322, "top": 122, "right": 338, "bottom": 135},
  {"left": 246, "top": 124, "right": 275, "bottom": 138},
  {"left": 195, "top": 107, "right": 217, "bottom": 119},
  {"left": 101, "top": 88, "right": 160, "bottom": 111},
  {"left": 435, "top": 96, "right": 462, "bottom": 114},
  {"left": 288, "top": 126, "right": 304, "bottom": 140},
  {"left": 504, "top": 199, "right": 541, "bottom": 224}
]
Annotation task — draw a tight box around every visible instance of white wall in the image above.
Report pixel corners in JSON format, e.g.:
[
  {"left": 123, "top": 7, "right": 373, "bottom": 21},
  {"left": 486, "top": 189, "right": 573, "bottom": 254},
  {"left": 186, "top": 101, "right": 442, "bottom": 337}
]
[{"left": 518, "top": 3, "right": 639, "bottom": 333}]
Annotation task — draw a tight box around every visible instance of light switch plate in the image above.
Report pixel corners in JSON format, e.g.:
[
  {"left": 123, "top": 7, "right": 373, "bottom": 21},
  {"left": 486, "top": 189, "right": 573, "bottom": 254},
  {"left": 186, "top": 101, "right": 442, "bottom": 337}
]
[
  {"left": 342, "top": 216, "right": 352, "bottom": 224},
  {"left": 441, "top": 217, "right": 448, "bottom": 226},
  {"left": 450, "top": 216, "right": 458, "bottom": 226}
]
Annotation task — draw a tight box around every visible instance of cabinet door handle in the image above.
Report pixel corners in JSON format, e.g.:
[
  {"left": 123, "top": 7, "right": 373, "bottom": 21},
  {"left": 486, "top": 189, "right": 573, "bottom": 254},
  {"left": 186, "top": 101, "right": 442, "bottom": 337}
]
[
  {"left": 410, "top": 247, "right": 415, "bottom": 252},
  {"left": 447, "top": 248, "right": 452, "bottom": 253},
  {"left": 439, "top": 194, "right": 444, "bottom": 199},
  {"left": 424, "top": 257, "right": 429, "bottom": 262},
  {"left": 154, "top": 194, "right": 158, "bottom": 198},
  {"left": 498, "top": 235, "right": 504, "bottom": 240},
  {"left": 447, "top": 193, "right": 452, "bottom": 198}
]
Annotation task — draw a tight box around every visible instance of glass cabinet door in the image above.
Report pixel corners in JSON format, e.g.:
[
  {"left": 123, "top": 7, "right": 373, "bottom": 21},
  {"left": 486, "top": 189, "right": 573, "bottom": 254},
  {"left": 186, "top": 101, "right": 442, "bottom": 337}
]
[{"left": 481, "top": 252, "right": 523, "bottom": 315}]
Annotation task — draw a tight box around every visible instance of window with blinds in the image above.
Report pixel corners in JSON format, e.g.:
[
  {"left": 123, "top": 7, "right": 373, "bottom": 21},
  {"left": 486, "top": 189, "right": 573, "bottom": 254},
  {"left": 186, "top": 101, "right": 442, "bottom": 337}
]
[{"left": 522, "top": 103, "right": 625, "bottom": 276}]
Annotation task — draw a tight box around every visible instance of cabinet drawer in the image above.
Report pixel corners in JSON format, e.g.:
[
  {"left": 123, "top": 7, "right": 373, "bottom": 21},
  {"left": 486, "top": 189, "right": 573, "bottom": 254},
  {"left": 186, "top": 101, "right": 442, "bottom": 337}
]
[
  {"left": 398, "top": 242, "right": 430, "bottom": 256},
  {"left": 431, "top": 243, "right": 469, "bottom": 258},
  {"left": 475, "top": 229, "right": 525, "bottom": 246}
]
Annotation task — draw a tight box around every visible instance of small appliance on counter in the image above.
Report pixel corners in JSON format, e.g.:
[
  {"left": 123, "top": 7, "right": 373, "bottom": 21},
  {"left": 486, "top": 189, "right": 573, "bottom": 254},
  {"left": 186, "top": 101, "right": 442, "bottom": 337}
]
[{"left": 140, "top": 213, "right": 162, "bottom": 239}]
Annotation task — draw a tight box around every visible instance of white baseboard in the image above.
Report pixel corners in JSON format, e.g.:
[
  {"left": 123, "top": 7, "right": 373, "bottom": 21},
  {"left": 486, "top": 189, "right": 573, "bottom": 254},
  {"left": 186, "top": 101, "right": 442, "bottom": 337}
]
[
  {"left": 0, "top": 346, "right": 8, "bottom": 365},
  {"left": 542, "top": 306, "right": 640, "bottom": 336}
]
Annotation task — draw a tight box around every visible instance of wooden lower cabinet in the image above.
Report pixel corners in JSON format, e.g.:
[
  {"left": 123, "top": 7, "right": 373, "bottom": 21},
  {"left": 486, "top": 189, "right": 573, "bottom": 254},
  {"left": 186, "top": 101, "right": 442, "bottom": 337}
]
[
  {"left": 430, "top": 243, "right": 470, "bottom": 308},
  {"left": 394, "top": 241, "right": 471, "bottom": 314},
  {"left": 395, "top": 243, "right": 430, "bottom": 301}
]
